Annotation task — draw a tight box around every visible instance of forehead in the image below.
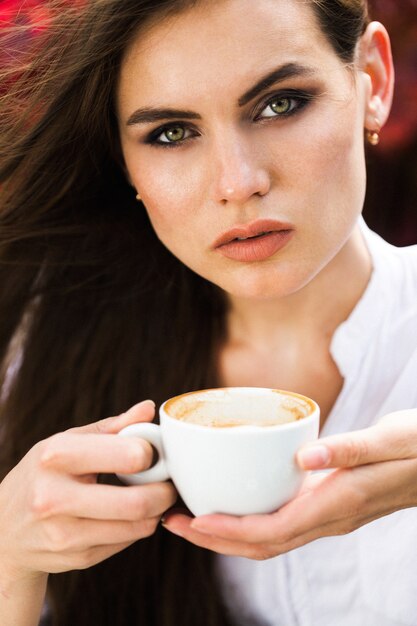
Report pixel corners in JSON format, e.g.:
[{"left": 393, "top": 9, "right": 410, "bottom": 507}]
[{"left": 117, "top": 0, "right": 341, "bottom": 112}]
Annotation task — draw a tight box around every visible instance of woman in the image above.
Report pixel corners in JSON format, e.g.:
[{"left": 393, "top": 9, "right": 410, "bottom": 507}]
[{"left": 1, "top": 0, "right": 416, "bottom": 624}]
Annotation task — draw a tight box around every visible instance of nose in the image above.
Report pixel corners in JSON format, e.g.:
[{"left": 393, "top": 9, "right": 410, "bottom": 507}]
[{"left": 211, "top": 133, "right": 271, "bottom": 204}]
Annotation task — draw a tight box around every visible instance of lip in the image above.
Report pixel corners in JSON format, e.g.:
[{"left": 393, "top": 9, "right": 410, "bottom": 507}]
[{"left": 213, "top": 219, "right": 294, "bottom": 262}]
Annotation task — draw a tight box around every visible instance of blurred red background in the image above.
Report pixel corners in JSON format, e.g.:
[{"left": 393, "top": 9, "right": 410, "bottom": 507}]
[
  {"left": 1, "top": 0, "right": 417, "bottom": 244},
  {"left": 365, "top": 0, "right": 417, "bottom": 245}
]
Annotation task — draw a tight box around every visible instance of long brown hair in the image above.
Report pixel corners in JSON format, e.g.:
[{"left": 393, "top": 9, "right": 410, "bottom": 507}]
[{"left": 0, "top": 1, "right": 369, "bottom": 624}]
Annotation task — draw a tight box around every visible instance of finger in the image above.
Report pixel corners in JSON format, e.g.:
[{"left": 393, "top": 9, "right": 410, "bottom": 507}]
[
  {"left": 36, "top": 481, "right": 178, "bottom": 521},
  {"left": 73, "top": 541, "right": 137, "bottom": 569},
  {"left": 162, "top": 513, "right": 265, "bottom": 558},
  {"left": 43, "top": 541, "right": 136, "bottom": 573},
  {"left": 163, "top": 512, "right": 331, "bottom": 559},
  {"left": 279, "top": 461, "right": 415, "bottom": 538},
  {"left": 40, "top": 432, "right": 154, "bottom": 475},
  {"left": 92, "top": 516, "right": 161, "bottom": 545},
  {"left": 189, "top": 511, "right": 282, "bottom": 543},
  {"left": 297, "top": 471, "right": 328, "bottom": 495},
  {"left": 69, "top": 400, "right": 156, "bottom": 435},
  {"left": 44, "top": 516, "right": 161, "bottom": 552},
  {"left": 297, "top": 409, "right": 417, "bottom": 470},
  {"left": 71, "top": 516, "right": 160, "bottom": 552}
]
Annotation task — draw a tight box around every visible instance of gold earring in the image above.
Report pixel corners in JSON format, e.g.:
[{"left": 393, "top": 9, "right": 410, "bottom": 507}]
[
  {"left": 136, "top": 193, "right": 142, "bottom": 201},
  {"left": 366, "top": 130, "right": 380, "bottom": 146},
  {"left": 366, "top": 119, "right": 381, "bottom": 146}
]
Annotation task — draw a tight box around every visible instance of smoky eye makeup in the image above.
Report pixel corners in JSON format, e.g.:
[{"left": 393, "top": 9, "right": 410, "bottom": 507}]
[
  {"left": 139, "top": 86, "right": 321, "bottom": 148},
  {"left": 143, "top": 122, "right": 200, "bottom": 147},
  {"left": 253, "top": 87, "right": 320, "bottom": 121}
]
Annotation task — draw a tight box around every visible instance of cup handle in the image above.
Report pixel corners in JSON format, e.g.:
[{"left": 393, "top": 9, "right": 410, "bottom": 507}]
[{"left": 116, "top": 423, "right": 170, "bottom": 485}]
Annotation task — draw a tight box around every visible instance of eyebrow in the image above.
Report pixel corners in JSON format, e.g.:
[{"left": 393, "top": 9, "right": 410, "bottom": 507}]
[
  {"left": 125, "top": 62, "right": 317, "bottom": 126},
  {"left": 126, "top": 107, "right": 202, "bottom": 126},
  {"left": 238, "top": 62, "right": 317, "bottom": 107}
]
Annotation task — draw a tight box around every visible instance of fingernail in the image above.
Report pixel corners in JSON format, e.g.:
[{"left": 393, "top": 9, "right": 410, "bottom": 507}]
[
  {"left": 160, "top": 520, "right": 185, "bottom": 537},
  {"left": 129, "top": 399, "right": 155, "bottom": 410},
  {"left": 160, "top": 508, "right": 189, "bottom": 526},
  {"left": 122, "top": 400, "right": 155, "bottom": 417},
  {"left": 142, "top": 399, "right": 156, "bottom": 408},
  {"left": 160, "top": 513, "right": 171, "bottom": 526},
  {"left": 298, "top": 444, "right": 330, "bottom": 469}
]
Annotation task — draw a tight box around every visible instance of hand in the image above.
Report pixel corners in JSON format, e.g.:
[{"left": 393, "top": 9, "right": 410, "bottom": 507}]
[
  {"left": 0, "top": 400, "right": 177, "bottom": 582},
  {"left": 162, "top": 409, "right": 417, "bottom": 560}
]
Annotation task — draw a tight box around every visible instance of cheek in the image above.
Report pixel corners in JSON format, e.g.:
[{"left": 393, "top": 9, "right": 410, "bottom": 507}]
[
  {"left": 322, "top": 125, "right": 366, "bottom": 231},
  {"left": 289, "top": 102, "right": 366, "bottom": 223},
  {"left": 124, "top": 148, "right": 204, "bottom": 234}
]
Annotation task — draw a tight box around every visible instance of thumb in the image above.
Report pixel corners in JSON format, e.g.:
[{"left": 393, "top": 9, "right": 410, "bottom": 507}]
[
  {"left": 296, "top": 408, "right": 417, "bottom": 470},
  {"left": 69, "top": 400, "right": 156, "bottom": 435}
]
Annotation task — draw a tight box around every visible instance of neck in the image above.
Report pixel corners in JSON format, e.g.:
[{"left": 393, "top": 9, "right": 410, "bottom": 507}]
[{"left": 225, "top": 224, "right": 372, "bottom": 350}]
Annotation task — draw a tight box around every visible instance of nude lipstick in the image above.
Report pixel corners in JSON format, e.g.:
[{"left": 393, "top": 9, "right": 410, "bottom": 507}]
[{"left": 213, "top": 219, "right": 294, "bottom": 262}]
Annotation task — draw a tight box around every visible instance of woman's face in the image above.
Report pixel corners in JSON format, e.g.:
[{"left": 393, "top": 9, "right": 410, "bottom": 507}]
[{"left": 117, "top": 0, "right": 371, "bottom": 299}]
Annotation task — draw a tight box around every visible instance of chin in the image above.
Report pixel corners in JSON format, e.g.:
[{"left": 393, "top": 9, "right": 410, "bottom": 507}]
[{"left": 219, "top": 268, "right": 308, "bottom": 301}]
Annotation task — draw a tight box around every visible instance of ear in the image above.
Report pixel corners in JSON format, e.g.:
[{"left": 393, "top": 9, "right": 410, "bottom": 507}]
[{"left": 358, "top": 22, "right": 394, "bottom": 133}]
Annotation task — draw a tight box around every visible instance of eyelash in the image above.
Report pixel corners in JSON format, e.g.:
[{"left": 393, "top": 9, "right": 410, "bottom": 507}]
[{"left": 144, "top": 89, "right": 315, "bottom": 148}]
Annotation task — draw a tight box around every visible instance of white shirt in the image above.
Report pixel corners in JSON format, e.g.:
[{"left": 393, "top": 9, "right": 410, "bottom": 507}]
[{"left": 216, "top": 220, "right": 417, "bottom": 626}]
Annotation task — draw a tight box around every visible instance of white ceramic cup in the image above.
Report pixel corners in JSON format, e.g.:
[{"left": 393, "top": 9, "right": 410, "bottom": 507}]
[{"left": 117, "top": 387, "right": 320, "bottom": 516}]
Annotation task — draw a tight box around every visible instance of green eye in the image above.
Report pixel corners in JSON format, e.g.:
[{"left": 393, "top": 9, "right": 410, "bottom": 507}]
[
  {"left": 148, "top": 123, "right": 197, "bottom": 147},
  {"left": 270, "top": 98, "right": 291, "bottom": 114},
  {"left": 162, "top": 126, "right": 185, "bottom": 142},
  {"left": 257, "top": 94, "right": 306, "bottom": 120}
]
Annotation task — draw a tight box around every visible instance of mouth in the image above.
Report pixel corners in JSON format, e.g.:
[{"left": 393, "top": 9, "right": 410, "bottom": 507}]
[
  {"left": 213, "top": 219, "right": 294, "bottom": 247},
  {"left": 234, "top": 230, "right": 272, "bottom": 241},
  {"left": 213, "top": 219, "right": 294, "bottom": 263}
]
